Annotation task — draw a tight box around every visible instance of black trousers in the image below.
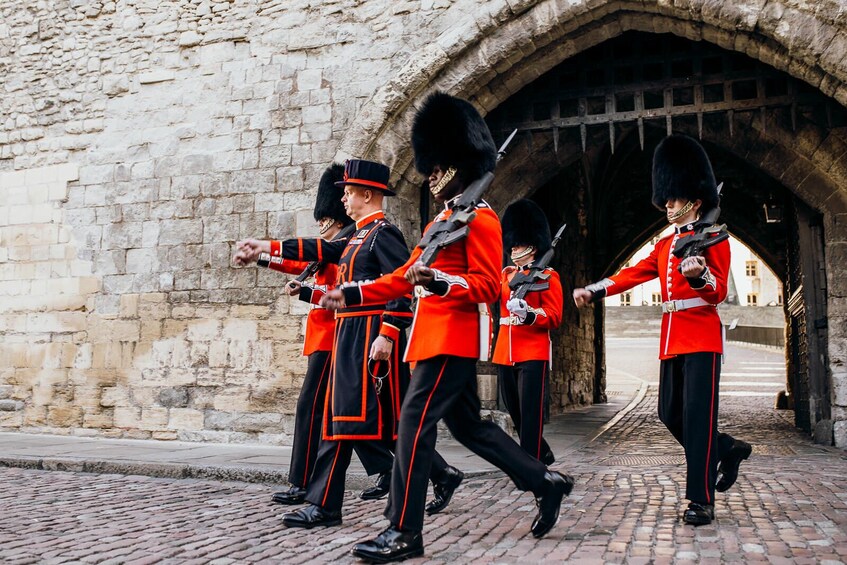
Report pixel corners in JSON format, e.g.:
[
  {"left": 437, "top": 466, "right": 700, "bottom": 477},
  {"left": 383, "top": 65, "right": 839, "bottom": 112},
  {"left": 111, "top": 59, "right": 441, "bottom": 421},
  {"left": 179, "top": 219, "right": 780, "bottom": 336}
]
[
  {"left": 289, "top": 351, "right": 393, "bottom": 488},
  {"left": 658, "top": 352, "right": 736, "bottom": 505},
  {"left": 497, "top": 360, "right": 552, "bottom": 461},
  {"left": 305, "top": 436, "right": 450, "bottom": 513},
  {"left": 386, "top": 356, "right": 548, "bottom": 532}
]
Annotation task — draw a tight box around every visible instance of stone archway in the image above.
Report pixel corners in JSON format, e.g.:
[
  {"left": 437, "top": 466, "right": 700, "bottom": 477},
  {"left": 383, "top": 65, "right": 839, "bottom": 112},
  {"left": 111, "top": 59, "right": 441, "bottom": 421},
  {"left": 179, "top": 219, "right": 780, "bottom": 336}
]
[
  {"left": 336, "top": 2, "right": 847, "bottom": 446},
  {"left": 336, "top": 0, "right": 847, "bottom": 187}
]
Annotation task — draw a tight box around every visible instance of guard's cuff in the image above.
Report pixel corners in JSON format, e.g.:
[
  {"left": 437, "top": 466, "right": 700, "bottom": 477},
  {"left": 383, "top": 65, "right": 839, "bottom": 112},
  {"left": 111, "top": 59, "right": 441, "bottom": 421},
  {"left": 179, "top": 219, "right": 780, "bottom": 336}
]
[
  {"left": 686, "top": 266, "right": 716, "bottom": 290},
  {"left": 298, "top": 284, "right": 314, "bottom": 304},
  {"left": 585, "top": 278, "right": 614, "bottom": 303},
  {"left": 267, "top": 257, "right": 287, "bottom": 272},
  {"left": 270, "top": 240, "right": 282, "bottom": 257},
  {"left": 424, "top": 269, "right": 469, "bottom": 297},
  {"left": 341, "top": 284, "right": 363, "bottom": 306},
  {"left": 379, "top": 322, "right": 400, "bottom": 343},
  {"left": 424, "top": 278, "right": 450, "bottom": 296},
  {"left": 522, "top": 311, "right": 537, "bottom": 325},
  {"left": 588, "top": 288, "right": 606, "bottom": 302}
]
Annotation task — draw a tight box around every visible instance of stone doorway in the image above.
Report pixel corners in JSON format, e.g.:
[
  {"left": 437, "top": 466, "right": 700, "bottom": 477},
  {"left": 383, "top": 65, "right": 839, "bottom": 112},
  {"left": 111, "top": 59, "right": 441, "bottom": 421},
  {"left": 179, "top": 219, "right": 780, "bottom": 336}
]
[
  {"left": 341, "top": 4, "right": 847, "bottom": 445},
  {"left": 477, "top": 32, "right": 843, "bottom": 442}
]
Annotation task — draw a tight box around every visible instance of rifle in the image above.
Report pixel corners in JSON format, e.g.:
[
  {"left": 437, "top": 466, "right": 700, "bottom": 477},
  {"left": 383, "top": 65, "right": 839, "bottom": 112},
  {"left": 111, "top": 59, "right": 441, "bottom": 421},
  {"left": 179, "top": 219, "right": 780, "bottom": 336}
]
[
  {"left": 508, "top": 223, "right": 566, "bottom": 300},
  {"left": 671, "top": 182, "right": 729, "bottom": 267},
  {"left": 415, "top": 129, "right": 518, "bottom": 266}
]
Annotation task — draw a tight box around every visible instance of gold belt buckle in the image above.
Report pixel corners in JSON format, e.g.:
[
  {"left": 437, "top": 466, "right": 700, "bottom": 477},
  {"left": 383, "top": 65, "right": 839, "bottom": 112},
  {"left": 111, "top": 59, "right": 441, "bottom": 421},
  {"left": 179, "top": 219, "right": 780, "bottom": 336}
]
[
  {"left": 666, "top": 301, "right": 677, "bottom": 313},
  {"left": 509, "top": 314, "right": 518, "bottom": 325}
]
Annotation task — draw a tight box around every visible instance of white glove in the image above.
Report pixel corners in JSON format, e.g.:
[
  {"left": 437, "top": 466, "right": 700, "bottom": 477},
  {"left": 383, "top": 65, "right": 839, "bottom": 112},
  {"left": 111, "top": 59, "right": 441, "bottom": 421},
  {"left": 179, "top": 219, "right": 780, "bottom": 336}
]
[{"left": 506, "top": 298, "right": 529, "bottom": 323}]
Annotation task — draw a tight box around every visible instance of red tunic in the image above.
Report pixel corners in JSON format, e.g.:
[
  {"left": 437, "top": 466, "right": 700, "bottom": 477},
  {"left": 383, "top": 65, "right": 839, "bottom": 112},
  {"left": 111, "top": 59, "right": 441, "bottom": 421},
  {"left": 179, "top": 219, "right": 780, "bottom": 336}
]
[
  {"left": 342, "top": 203, "right": 501, "bottom": 362},
  {"left": 590, "top": 228, "right": 730, "bottom": 359},
  {"left": 492, "top": 266, "right": 563, "bottom": 364},
  {"left": 266, "top": 257, "right": 337, "bottom": 356}
]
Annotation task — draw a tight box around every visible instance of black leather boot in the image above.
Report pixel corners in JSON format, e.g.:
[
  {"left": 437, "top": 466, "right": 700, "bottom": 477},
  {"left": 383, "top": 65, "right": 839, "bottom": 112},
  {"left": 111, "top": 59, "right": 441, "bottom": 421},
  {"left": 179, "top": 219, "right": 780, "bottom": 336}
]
[
  {"left": 425, "top": 466, "right": 464, "bottom": 515},
  {"left": 531, "top": 471, "right": 574, "bottom": 538},
  {"left": 360, "top": 471, "right": 391, "bottom": 500},
  {"left": 716, "top": 439, "right": 752, "bottom": 492},
  {"left": 281, "top": 504, "right": 342, "bottom": 529},
  {"left": 271, "top": 485, "right": 307, "bottom": 505},
  {"left": 683, "top": 502, "right": 714, "bottom": 525},
  {"left": 351, "top": 525, "right": 424, "bottom": 563}
]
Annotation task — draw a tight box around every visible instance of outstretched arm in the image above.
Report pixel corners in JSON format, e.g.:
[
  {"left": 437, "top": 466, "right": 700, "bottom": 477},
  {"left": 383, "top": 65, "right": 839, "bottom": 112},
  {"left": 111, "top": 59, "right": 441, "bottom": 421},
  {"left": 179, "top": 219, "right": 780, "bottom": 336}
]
[{"left": 573, "top": 244, "right": 660, "bottom": 306}]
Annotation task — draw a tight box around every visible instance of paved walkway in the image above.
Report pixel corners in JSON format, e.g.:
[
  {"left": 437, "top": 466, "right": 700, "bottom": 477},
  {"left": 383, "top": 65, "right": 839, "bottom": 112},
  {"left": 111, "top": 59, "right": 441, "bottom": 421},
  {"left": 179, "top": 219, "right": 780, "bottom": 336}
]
[
  {"left": 0, "top": 373, "right": 642, "bottom": 490},
  {"left": 2, "top": 341, "right": 846, "bottom": 563}
]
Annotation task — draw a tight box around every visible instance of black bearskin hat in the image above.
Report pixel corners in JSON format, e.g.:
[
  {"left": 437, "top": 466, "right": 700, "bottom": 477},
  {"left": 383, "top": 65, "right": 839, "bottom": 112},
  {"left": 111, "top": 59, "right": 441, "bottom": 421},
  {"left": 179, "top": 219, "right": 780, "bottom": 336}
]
[
  {"left": 412, "top": 92, "right": 497, "bottom": 183},
  {"left": 651, "top": 134, "right": 719, "bottom": 212},
  {"left": 313, "top": 164, "right": 353, "bottom": 226},
  {"left": 502, "top": 199, "right": 552, "bottom": 257}
]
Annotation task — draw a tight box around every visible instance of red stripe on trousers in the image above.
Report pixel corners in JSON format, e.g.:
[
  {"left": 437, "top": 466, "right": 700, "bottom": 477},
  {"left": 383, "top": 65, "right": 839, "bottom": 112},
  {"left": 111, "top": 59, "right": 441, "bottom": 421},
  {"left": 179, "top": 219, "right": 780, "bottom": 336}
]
[
  {"left": 303, "top": 353, "right": 332, "bottom": 485},
  {"left": 538, "top": 363, "right": 546, "bottom": 460},
  {"left": 321, "top": 441, "right": 343, "bottom": 507},
  {"left": 704, "top": 353, "right": 717, "bottom": 504},
  {"left": 398, "top": 358, "right": 449, "bottom": 528}
]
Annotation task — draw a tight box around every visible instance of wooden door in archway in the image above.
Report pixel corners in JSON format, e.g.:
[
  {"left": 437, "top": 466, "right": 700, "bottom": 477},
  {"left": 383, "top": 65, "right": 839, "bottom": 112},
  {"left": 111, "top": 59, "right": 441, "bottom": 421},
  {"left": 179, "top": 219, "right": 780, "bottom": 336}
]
[{"left": 786, "top": 199, "right": 831, "bottom": 442}]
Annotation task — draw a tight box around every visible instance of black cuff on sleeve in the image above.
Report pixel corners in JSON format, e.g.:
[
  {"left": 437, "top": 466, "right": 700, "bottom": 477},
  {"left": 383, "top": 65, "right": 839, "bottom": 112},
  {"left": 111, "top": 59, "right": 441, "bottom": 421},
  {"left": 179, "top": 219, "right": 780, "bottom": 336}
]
[
  {"left": 685, "top": 266, "right": 710, "bottom": 290},
  {"left": 298, "top": 285, "right": 314, "bottom": 304},
  {"left": 589, "top": 288, "right": 607, "bottom": 303},
  {"left": 522, "top": 311, "right": 537, "bottom": 325},
  {"left": 686, "top": 276, "right": 707, "bottom": 289},
  {"left": 341, "top": 285, "right": 362, "bottom": 306},
  {"left": 424, "top": 279, "right": 450, "bottom": 297}
]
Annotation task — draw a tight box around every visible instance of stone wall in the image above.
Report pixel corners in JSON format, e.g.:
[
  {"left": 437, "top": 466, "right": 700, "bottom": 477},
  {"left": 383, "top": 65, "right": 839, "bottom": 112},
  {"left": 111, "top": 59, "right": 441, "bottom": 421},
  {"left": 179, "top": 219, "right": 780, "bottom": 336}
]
[
  {"left": 1, "top": 0, "right": 846, "bottom": 444},
  {"left": 0, "top": 0, "right": 475, "bottom": 442}
]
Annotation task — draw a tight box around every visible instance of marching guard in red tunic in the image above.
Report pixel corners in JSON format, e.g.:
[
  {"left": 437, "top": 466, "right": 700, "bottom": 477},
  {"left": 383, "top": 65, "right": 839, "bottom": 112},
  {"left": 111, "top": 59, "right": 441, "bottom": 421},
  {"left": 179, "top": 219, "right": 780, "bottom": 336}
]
[
  {"left": 233, "top": 164, "right": 394, "bottom": 505},
  {"left": 322, "top": 93, "right": 573, "bottom": 562},
  {"left": 240, "top": 159, "right": 458, "bottom": 528},
  {"left": 573, "top": 135, "right": 752, "bottom": 525},
  {"left": 493, "top": 199, "right": 563, "bottom": 463}
]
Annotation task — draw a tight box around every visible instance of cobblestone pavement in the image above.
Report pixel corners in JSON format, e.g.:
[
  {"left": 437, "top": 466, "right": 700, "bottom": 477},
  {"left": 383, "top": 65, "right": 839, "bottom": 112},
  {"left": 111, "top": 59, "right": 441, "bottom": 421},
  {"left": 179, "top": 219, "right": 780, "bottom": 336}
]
[{"left": 2, "top": 344, "right": 846, "bottom": 564}]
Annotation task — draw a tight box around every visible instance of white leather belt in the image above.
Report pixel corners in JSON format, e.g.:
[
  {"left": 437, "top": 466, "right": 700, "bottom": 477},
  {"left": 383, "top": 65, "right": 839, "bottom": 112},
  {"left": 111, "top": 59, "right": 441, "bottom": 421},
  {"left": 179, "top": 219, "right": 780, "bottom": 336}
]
[
  {"left": 414, "top": 286, "right": 433, "bottom": 298},
  {"left": 478, "top": 303, "right": 490, "bottom": 362},
  {"left": 499, "top": 316, "right": 519, "bottom": 326},
  {"left": 661, "top": 297, "right": 712, "bottom": 313}
]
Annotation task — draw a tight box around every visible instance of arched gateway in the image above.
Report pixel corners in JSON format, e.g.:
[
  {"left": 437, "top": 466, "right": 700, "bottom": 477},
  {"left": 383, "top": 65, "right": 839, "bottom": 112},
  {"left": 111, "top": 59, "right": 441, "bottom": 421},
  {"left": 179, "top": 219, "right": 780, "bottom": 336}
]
[{"left": 340, "top": 3, "right": 847, "bottom": 447}]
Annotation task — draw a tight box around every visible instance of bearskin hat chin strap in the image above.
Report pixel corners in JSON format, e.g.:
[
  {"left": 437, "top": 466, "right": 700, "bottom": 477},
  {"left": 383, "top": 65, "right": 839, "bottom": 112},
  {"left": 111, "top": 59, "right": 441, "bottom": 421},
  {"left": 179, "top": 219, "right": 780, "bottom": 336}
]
[
  {"left": 668, "top": 200, "right": 695, "bottom": 222},
  {"left": 510, "top": 246, "right": 535, "bottom": 263},
  {"left": 318, "top": 218, "right": 336, "bottom": 235},
  {"left": 430, "top": 166, "right": 457, "bottom": 197}
]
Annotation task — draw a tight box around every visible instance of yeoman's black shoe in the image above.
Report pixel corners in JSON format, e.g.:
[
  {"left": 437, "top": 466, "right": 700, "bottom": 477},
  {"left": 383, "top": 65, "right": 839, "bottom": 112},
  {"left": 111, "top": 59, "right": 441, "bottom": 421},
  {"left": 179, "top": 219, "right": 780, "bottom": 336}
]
[
  {"left": 360, "top": 471, "right": 391, "bottom": 501},
  {"left": 351, "top": 525, "right": 424, "bottom": 563},
  {"left": 271, "top": 485, "right": 307, "bottom": 505},
  {"left": 281, "top": 504, "right": 342, "bottom": 529},
  {"left": 425, "top": 466, "right": 464, "bottom": 515},
  {"left": 531, "top": 471, "right": 574, "bottom": 538}
]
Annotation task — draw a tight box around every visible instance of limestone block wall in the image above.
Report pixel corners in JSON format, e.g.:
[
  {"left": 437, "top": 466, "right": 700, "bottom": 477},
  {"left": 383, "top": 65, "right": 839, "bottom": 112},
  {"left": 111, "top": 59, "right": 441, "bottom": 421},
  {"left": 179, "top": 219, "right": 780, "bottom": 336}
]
[
  {"left": 0, "top": 163, "right": 314, "bottom": 442},
  {"left": 0, "top": 0, "right": 473, "bottom": 441}
]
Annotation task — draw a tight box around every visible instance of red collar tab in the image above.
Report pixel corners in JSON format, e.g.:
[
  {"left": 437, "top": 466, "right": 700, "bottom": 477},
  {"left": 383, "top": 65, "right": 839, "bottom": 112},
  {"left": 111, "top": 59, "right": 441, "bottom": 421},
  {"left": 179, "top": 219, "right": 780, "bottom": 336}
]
[{"left": 355, "top": 210, "right": 385, "bottom": 229}]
